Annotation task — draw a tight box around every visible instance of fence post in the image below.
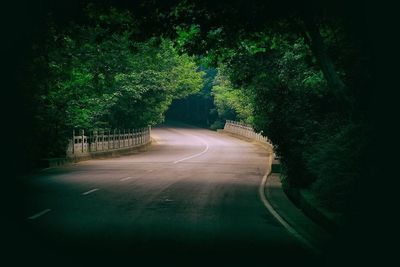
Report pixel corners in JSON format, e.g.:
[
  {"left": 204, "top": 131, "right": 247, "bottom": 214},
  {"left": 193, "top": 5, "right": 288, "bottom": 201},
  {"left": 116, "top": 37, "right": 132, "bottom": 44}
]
[
  {"left": 123, "top": 129, "right": 125, "bottom": 147},
  {"left": 94, "top": 129, "right": 97, "bottom": 152},
  {"left": 96, "top": 129, "right": 98, "bottom": 152},
  {"left": 124, "top": 129, "right": 126, "bottom": 147},
  {"left": 134, "top": 129, "right": 136, "bottom": 145},
  {"left": 118, "top": 129, "right": 120, "bottom": 148},
  {"left": 90, "top": 130, "right": 93, "bottom": 152},
  {"left": 102, "top": 130, "right": 104, "bottom": 151},
  {"left": 89, "top": 130, "right": 92, "bottom": 153},
  {"left": 107, "top": 130, "right": 109, "bottom": 150},
  {"left": 113, "top": 129, "right": 115, "bottom": 149},
  {"left": 81, "top": 129, "right": 85, "bottom": 153},
  {"left": 128, "top": 129, "right": 130, "bottom": 146},
  {"left": 132, "top": 129, "right": 134, "bottom": 146},
  {"left": 72, "top": 129, "right": 75, "bottom": 154},
  {"left": 128, "top": 129, "right": 131, "bottom": 146}
]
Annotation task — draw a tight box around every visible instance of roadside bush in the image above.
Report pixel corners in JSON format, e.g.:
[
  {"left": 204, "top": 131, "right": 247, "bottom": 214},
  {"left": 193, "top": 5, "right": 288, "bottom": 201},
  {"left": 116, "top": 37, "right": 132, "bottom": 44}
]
[
  {"left": 210, "top": 119, "right": 226, "bottom": 130},
  {"left": 304, "top": 122, "right": 367, "bottom": 211}
]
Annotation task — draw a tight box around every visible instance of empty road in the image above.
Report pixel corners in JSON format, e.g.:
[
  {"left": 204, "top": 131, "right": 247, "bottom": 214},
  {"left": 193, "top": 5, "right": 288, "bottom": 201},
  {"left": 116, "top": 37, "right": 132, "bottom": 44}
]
[{"left": 12, "top": 124, "right": 319, "bottom": 266}]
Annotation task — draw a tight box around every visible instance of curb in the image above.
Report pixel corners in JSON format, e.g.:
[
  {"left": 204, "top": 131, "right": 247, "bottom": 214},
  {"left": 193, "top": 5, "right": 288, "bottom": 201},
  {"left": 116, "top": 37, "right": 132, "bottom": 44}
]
[
  {"left": 217, "top": 128, "right": 332, "bottom": 251},
  {"left": 260, "top": 171, "right": 320, "bottom": 254},
  {"left": 264, "top": 172, "right": 333, "bottom": 252}
]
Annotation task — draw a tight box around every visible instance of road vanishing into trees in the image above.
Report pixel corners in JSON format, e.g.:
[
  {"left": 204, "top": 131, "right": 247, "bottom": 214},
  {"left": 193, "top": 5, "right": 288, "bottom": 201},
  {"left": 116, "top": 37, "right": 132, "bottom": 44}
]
[{"left": 18, "top": 124, "right": 318, "bottom": 266}]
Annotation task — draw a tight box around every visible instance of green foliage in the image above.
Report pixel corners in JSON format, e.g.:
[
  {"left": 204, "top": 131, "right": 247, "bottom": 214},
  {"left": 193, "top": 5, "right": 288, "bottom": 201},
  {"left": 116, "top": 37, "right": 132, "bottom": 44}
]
[
  {"left": 26, "top": 5, "right": 204, "bottom": 160},
  {"left": 184, "top": 22, "right": 368, "bottom": 212},
  {"left": 211, "top": 67, "right": 254, "bottom": 126},
  {"left": 109, "top": 38, "right": 204, "bottom": 128},
  {"left": 175, "top": 24, "right": 201, "bottom": 52},
  {"left": 304, "top": 122, "right": 367, "bottom": 211},
  {"left": 21, "top": 1, "right": 372, "bottom": 215},
  {"left": 203, "top": 31, "right": 322, "bottom": 186},
  {"left": 166, "top": 67, "right": 217, "bottom": 128}
]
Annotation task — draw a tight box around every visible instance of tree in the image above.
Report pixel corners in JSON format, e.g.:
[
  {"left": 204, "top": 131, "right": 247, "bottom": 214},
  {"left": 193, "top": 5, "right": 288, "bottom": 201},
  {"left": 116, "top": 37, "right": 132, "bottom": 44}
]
[
  {"left": 23, "top": 5, "right": 204, "bottom": 164},
  {"left": 211, "top": 66, "right": 254, "bottom": 127},
  {"left": 155, "top": 0, "right": 372, "bottom": 211}
]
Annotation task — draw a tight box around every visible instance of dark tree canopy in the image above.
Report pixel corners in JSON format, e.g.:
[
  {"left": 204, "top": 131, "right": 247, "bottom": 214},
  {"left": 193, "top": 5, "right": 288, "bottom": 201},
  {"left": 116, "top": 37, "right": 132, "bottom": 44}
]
[
  {"left": 1, "top": 0, "right": 398, "bottom": 266},
  {"left": 5, "top": 1, "right": 389, "bottom": 264},
  {"left": 7, "top": 0, "right": 377, "bottom": 208}
]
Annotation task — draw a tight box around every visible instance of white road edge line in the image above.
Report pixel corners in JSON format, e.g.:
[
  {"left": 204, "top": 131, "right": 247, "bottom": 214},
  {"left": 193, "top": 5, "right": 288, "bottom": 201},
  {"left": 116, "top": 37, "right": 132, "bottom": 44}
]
[
  {"left": 120, "top": 176, "right": 133, "bottom": 181},
  {"left": 28, "top": 209, "right": 51, "bottom": 220},
  {"left": 259, "top": 172, "right": 320, "bottom": 254},
  {"left": 173, "top": 137, "right": 209, "bottom": 164},
  {"left": 82, "top": 188, "right": 99, "bottom": 195}
]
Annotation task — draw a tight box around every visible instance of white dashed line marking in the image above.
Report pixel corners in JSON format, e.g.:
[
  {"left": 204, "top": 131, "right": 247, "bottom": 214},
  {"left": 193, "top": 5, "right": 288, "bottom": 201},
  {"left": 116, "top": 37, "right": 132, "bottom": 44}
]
[
  {"left": 28, "top": 209, "right": 51, "bottom": 220},
  {"left": 120, "top": 176, "right": 133, "bottom": 181},
  {"left": 82, "top": 188, "right": 99, "bottom": 195}
]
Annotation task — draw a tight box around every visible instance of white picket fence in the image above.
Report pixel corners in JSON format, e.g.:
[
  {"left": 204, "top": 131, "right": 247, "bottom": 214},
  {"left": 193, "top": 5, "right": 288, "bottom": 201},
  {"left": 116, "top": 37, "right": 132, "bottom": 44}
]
[
  {"left": 224, "top": 120, "right": 272, "bottom": 145},
  {"left": 66, "top": 127, "right": 151, "bottom": 157}
]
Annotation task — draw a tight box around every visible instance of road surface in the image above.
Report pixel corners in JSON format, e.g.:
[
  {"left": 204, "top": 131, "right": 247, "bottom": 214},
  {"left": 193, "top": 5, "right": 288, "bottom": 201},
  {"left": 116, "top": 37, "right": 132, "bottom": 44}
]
[{"left": 13, "top": 124, "right": 319, "bottom": 266}]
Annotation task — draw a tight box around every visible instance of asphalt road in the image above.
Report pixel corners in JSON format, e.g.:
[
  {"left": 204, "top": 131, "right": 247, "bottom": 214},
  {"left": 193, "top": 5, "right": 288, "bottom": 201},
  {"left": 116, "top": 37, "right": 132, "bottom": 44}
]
[{"left": 11, "top": 124, "right": 320, "bottom": 266}]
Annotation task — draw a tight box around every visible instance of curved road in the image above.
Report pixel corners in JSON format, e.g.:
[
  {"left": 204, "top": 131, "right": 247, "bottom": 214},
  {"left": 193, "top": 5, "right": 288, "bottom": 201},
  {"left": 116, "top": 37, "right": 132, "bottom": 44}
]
[{"left": 17, "top": 124, "right": 318, "bottom": 266}]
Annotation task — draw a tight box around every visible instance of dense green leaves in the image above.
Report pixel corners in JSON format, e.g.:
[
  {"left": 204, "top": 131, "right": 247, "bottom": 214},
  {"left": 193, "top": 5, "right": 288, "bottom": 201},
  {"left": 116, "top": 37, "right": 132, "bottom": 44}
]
[
  {"left": 108, "top": 38, "right": 204, "bottom": 128},
  {"left": 25, "top": 6, "right": 204, "bottom": 160},
  {"left": 211, "top": 68, "right": 254, "bottom": 126},
  {"left": 169, "top": 3, "right": 369, "bottom": 212},
  {"left": 21, "top": 1, "right": 372, "bottom": 214}
]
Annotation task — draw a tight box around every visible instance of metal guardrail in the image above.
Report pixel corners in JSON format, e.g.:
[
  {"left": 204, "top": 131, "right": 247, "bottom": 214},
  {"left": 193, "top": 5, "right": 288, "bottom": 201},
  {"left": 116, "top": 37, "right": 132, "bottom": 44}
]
[{"left": 66, "top": 127, "right": 151, "bottom": 156}]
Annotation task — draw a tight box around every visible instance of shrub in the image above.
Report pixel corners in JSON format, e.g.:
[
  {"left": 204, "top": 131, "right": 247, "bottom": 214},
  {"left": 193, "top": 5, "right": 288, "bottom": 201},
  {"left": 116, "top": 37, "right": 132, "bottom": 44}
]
[{"left": 304, "top": 122, "right": 367, "bottom": 211}]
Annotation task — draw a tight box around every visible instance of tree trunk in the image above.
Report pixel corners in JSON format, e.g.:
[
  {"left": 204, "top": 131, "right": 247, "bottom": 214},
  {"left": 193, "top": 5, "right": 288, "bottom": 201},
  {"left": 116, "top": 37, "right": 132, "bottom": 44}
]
[{"left": 302, "top": 16, "right": 349, "bottom": 105}]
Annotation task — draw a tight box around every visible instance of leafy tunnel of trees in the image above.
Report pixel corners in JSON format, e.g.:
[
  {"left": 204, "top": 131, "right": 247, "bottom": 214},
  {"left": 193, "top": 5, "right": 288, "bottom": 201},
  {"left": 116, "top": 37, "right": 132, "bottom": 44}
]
[
  {"left": 7, "top": 0, "right": 381, "bottom": 229},
  {"left": 164, "top": 0, "right": 373, "bottom": 214}
]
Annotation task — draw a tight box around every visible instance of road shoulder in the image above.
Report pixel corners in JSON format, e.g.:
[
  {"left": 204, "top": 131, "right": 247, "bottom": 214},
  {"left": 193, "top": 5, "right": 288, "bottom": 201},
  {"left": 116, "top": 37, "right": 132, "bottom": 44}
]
[
  {"left": 265, "top": 173, "right": 332, "bottom": 251},
  {"left": 218, "top": 130, "right": 332, "bottom": 252}
]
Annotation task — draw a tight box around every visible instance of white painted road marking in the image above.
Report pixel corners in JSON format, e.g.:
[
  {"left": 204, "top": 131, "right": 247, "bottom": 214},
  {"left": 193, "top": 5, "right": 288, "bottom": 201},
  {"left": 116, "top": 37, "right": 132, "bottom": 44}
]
[
  {"left": 82, "top": 188, "right": 99, "bottom": 195},
  {"left": 120, "top": 170, "right": 153, "bottom": 181},
  {"left": 259, "top": 171, "right": 319, "bottom": 254},
  {"left": 28, "top": 209, "right": 51, "bottom": 220},
  {"left": 173, "top": 137, "right": 209, "bottom": 164}
]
